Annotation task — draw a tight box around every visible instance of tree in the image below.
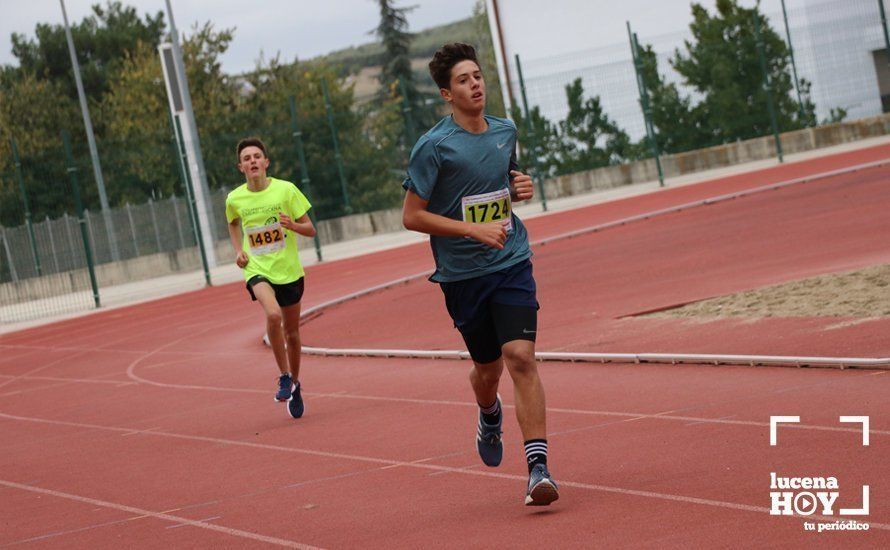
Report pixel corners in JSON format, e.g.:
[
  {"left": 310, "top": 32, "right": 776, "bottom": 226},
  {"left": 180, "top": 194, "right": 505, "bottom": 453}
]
[
  {"left": 374, "top": 0, "right": 435, "bottom": 140},
  {"left": 95, "top": 22, "right": 239, "bottom": 207},
  {"left": 511, "top": 79, "right": 633, "bottom": 176},
  {"left": 554, "top": 78, "right": 633, "bottom": 174},
  {"left": 8, "top": 1, "right": 165, "bottom": 102},
  {"left": 671, "top": 0, "right": 815, "bottom": 144},
  {"left": 635, "top": 44, "right": 710, "bottom": 154},
  {"left": 0, "top": 73, "right": 81, "bottom": 226},
  {"left": 510, "top": 104, "right": 560, "bottom": 177},
  {"left": 238, "top": 55, "right": 405, "bottom": 218},
  {"left": 98, "top": 41, "right": 178, "bottom": 203}
]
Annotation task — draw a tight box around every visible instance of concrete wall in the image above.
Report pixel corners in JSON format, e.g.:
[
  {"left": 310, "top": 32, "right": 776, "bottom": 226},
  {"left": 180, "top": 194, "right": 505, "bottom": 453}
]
[
  {"left": 0, "top": 247, "right": 204, "bottom": 305},
  {"left": 3, "top": 113, "right": 889, "bottom": 306},
  {"left": 541, "top": 113, "right": 890, "bottom": 200}
]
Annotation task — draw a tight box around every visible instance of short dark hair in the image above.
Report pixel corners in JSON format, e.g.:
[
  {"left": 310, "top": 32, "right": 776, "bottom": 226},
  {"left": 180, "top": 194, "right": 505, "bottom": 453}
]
[
  {"left": 429, "top": 43, "right": 479, "bottom": 90},
  {"left": 236, "top": 137, "right": 267, "bottom": 161}
]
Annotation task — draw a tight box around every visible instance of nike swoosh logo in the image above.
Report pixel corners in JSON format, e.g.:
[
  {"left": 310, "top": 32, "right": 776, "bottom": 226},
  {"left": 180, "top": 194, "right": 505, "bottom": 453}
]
[
  {"left": 497, "top": 142, "right": 507, "bottom": 149},
  {"left": 523, "top": 329, "right": 536, "bottom": 334}
]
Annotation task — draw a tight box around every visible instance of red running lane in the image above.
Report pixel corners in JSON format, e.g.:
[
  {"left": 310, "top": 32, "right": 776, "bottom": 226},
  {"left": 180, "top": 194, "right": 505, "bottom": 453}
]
[
  {"left": 1, "top": 143, "right": 889, "bottom": 548},
  {"left": 1, "top": 356, "right": 888, "bottom": 547}
]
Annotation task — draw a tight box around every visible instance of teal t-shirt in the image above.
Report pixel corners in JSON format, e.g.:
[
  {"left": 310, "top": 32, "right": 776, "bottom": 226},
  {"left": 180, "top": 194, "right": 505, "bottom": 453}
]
[{"left": 402, "top": 115, "right": 532, "bottom": 282}]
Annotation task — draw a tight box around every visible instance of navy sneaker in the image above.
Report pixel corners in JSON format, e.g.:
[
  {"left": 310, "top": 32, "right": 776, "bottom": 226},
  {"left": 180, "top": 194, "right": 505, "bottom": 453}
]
[
  {"left": 525, "top": 463, "right": 559, "bottom": 506},
  {"left": 275, "top": 374, "right": 293, "bottom": 402},
  {"left": 476, "top": 395, "right": 503, "bottom": 467},
  {"left": 288, "top": 383, "right": 304, "bottom": 419}
]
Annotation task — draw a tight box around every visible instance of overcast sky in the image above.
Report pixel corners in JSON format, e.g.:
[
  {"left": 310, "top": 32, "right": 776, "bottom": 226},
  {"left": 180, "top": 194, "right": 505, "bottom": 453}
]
[
  {"left": 0, "top": 0, "right": 480, "bottom": 73},
  {"left": 2, "top": 0, "right": 804, "bottom": 74}
]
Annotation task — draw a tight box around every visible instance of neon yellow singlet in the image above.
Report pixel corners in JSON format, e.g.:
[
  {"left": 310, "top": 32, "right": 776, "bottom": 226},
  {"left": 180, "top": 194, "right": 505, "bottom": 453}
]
[{"left": 225, "top": 177, "right": 311, "bottom": 284}]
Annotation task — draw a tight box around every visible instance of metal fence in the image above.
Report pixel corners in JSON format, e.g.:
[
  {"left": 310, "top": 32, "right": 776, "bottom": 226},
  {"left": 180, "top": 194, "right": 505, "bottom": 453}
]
[
  {"left": 506, "top": 0, "right": 886, "bottom": 160},
  {"left": 2, "top": 0, "right": 887, "bottom": 324}
]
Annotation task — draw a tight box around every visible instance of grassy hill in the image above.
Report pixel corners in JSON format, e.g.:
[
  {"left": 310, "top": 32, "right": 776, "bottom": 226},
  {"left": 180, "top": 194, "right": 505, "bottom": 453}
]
[
  {"left": 311, "top": 13, "right": 505, "bottom": 117},
  {"left": 317, "top": 17, "right": 477, "bottom": 76}
]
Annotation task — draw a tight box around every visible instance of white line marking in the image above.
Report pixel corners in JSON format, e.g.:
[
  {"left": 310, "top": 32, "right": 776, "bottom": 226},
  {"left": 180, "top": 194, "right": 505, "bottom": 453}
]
[
  {"left": 0, "top": 479, "right": 321, "bottom": 548},
  {"left": 2, "top": 411, "right": 888, "bottom": 530}
]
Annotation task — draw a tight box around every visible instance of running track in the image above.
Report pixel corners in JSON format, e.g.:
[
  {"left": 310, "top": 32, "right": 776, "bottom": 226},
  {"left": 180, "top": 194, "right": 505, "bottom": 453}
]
[{"left": 1, "top": 144, "right": 888, "bottom": 548}]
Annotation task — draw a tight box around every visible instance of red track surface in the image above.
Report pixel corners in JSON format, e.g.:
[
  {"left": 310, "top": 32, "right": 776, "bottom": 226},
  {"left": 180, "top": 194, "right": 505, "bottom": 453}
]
[{"left": 1, "top": 144, "right": 889, "bottom": 548}]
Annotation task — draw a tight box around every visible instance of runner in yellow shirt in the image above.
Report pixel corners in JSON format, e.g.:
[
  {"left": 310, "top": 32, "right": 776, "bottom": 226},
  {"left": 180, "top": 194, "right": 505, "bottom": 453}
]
[{"left": 225, "top": 137, "right": 315, "bottom": 418}]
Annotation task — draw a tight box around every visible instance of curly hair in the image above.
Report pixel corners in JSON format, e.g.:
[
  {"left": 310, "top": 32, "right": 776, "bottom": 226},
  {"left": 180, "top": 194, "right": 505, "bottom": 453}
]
[{"left": 428, "top": 43, "right": 480, "bottom": 90}]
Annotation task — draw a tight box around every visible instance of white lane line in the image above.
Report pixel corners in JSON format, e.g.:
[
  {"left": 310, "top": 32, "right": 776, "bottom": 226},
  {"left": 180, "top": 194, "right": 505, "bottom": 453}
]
[
  {"left": 2, "top": 411, "right": 888, "bottom": 530},
  {"left": 0, "top": 479, "right": 321, "bottom": 548}
]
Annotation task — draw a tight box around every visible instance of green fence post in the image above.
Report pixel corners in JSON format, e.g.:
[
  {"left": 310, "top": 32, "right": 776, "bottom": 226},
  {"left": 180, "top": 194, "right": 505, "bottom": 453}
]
[
  {"left": 173, "top": 115, "right": 212, "bottom": 286},
  {"left": 514, "top": 54, "right": 548, "bottom": 212},
  {"left": 399, "top": 79, "right": 417, "bottom": 147},
  {"left": 754, "top": 12, "right": 784, "bottom": 163},
  {"left": 780, "top": 0, "right": 806, "bottom": 125},
  {"left": 289, "top": 95, "right": 323, "bottom": 262},
  {"left": 61, "top": 130, "right": 100, "bottom": 308},
  {"left": 0, "top": 227, "right": 18, "bottom": 282},
  {"left": 880, "top": 0, "right": 890, "bottom": 67},
  {"left": 627, "top": 24, "right": 665, "bottom": 187},
  {"left": 10, "top": 137, "right": 43, "bottom": 275},
  {"left": 321, "top": 77, "right": 352, "bottom": 214}
]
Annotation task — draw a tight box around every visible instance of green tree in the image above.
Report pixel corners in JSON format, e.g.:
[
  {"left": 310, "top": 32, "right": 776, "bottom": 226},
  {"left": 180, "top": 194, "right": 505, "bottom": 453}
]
[
  {"left": 0, "top": 73, "right": 81, "bottom": 226},
  {"left": 374, "top": 0, "right": 436, "bottom": 139},
  {"left": 554, "top": 78, "right": 633, "bottom": 174},
  {"left": 96, "top": 22, "right": 239, "bottom": 208},
  {"left": 99, "top": 41, "right": 179, "bottom": 203},
  {"left": 374, "top": 0, "right": 413, "bottom": 94},
  {"left": 635, "top": 44, "right": 709, "bottom": 154},
  {"left": 8, "top": 1, "right": 165, "bottom": 102},
  {"left": 671, "top": 0, "right": 815, "bottom": 144},
  {"left": 511, "top": 79, "right": 632, "bottom": 176},
  {"left": 509, "top": 104, "right": 560, "bottom": 177},
  {"left": 238, "top": 57, "right": 404, "bottom": 218}
]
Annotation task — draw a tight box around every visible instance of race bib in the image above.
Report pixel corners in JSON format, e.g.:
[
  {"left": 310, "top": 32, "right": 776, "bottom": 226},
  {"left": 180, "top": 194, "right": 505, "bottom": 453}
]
[
  {"left": 461, "top": 188, "right": 512, "bottom": 232},
  {"left": 245, "top": 222, "right": 285, "bottom": 255}
]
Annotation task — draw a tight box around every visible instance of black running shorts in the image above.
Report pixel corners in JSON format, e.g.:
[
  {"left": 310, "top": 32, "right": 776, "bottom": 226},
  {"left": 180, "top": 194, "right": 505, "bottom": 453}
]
[{"left": 246, "top": 275, "right": 305, "bottom": 307}]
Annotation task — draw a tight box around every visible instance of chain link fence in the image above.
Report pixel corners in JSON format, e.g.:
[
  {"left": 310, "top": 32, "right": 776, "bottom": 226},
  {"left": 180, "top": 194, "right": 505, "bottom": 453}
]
[
  {"left": 2, "top": 0, "right": 888, "bottom": 324},
  {"left": 506, "top": 0, "right": 885, "bottom": 167}
]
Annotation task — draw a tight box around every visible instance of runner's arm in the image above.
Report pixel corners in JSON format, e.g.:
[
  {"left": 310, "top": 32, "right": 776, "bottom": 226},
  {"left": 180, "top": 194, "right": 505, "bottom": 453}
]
[
  {"left": 402, "top": 190, "right": 507, "bottom": 249},
  {"left": 227, "top": 219, "right": 249, "bottom": 268},
  {"left": 280, "top": 212, "right": 316, "bottom": 237}
]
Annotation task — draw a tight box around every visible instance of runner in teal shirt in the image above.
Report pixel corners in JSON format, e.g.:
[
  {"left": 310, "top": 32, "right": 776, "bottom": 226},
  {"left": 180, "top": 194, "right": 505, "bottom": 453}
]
[{"left": 402, "top": 43, "right": 559, "bottom": 506}]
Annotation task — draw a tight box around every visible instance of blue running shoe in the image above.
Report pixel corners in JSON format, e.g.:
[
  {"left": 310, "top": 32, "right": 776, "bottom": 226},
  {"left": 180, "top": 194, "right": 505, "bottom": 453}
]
[
  {"left": 288, "top": 383, "right": 304, "bottom": 419},
  {"left": 275, "top": 374, "right": 293, "bottom": 402},
  {"left": 525, "top": 463, "right": 559, "bottom": 506},
  {"left": 476, "top": 395, "right": 503, "bottom": 467}
]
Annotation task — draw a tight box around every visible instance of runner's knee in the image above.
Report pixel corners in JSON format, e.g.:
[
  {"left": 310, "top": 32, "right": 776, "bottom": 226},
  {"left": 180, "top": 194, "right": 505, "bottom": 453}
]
[{"left": 266, "top": 309, "right": 283, "bottom": 326}]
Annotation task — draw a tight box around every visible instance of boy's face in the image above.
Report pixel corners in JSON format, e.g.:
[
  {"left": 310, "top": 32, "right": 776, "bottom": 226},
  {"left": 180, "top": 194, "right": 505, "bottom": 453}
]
[
  {"left": 442, "top": 60, "right": 485, "bottom": 113},
  {"left": 237, "top": 145, "right": 270, "bottom": 179}
]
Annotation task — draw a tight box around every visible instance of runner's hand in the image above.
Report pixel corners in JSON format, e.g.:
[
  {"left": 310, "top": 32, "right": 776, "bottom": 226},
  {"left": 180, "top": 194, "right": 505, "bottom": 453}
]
[
  {"left": 468, "top": 220, "right": 508, "bottom": 249},
  {"left": 279, "top": 212, "right": 295, "bottom": 231},
  {"left": 235, "top": 250, "right": 249, "bottom": 268},
  {"left": 510, "top": 170, "right": 534, "bottom": 201}
]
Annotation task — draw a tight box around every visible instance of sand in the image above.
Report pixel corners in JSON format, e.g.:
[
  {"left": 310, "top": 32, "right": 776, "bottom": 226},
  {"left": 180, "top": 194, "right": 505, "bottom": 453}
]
[{"left": 646, "top": 264, "right": 890, "bottom": 318}]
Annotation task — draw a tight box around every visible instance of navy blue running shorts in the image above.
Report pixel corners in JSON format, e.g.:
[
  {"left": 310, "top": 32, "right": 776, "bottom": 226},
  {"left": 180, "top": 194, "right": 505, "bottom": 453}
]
[{"left": 439, "top": 259, "right": 539, "bottom": 364}]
